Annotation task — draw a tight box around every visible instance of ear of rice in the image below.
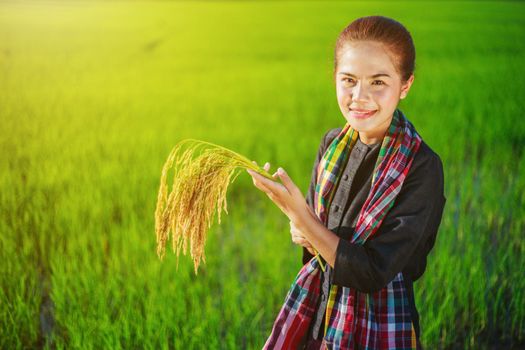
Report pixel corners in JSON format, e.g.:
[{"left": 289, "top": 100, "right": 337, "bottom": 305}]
[{"left": 154, "top": 139, "right": 275, "bottom": 275}]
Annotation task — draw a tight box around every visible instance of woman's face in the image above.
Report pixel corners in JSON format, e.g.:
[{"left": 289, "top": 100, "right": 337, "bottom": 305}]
[{"left": 334, "top": 40, "right": 414, "bottom": 144}]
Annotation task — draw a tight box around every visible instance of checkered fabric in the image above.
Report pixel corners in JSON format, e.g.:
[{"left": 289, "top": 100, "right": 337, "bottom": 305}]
[{"left": 263, "top": 108, "right": 422, "bottom": 349}]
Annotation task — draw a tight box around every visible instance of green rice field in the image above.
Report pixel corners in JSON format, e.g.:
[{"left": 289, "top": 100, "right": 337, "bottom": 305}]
[{"left": 1, "top": 1, "right": 524, "bottom": 349}]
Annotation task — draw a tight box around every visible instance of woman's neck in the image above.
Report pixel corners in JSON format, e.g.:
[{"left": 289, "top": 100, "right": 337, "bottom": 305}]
[{"left": 358, "top": 133, "right": 383, "bottom": 145}]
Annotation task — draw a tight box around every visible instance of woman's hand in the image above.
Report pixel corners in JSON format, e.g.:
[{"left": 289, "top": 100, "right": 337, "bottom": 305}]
[
  {"left": 290, "top": 220, "right": 316, "bottom": 255},
  {"left": 247, "top": 161, "right": 335, "bottom": 270},
  {"left": 246, "top": 161, "right": 315, "bottom": 230}
]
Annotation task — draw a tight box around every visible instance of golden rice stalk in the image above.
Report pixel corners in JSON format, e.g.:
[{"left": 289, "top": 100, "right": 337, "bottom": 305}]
[
  {"left": 154, "top": 139, "right": 275, "bottom": 275},
  {"left": 154, "top": 138, "right": 326, "bottom": 275}
]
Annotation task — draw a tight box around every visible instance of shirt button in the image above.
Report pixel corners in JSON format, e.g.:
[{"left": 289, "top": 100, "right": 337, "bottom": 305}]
[
  {"left": 343, "top": 174, "right": 348, "bottom": 181},
  {"left": 334, "top": 205, "right": 340, "bottom": 212}
]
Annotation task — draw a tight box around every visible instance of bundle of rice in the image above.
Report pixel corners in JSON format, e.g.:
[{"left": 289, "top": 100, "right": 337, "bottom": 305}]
[{"left": 154, "top": 139, "right": 276, "bottom": 275}]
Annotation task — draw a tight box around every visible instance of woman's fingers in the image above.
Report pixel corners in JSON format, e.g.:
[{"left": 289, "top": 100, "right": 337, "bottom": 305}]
[
  {"left": 289, "top": 222, "right": 317, "bottom": 256},
  {"left": 292, "top": 235, "right": 306, "bottom": 245},
  {"left": 292, "top": 236, "right": 313, "bottom": 249},
  {"left": 295, "top": 238, "right": 313, "bottom": 248},
  {"left": 248, "top": 160, "right": 306, "bottom": 223},
  {"left": 249, "top": 161, "right": 271, "bottom": 192},
  {"left": 275, "top": 167, "right": 301, "bottom": 197},
  {"left": 248, "top": 161, "right": 287, "bottom": 197},
  {"left": 252, "top": 161, "right": 276, "bottom": 178},
  {"left": 290, "top": 220, "right": 313, "bottom": 249},
  {"left": 252, "top": 160, "right": 271, "bottom": 171}
]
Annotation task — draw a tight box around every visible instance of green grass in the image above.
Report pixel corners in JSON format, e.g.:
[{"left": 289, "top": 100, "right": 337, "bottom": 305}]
[{"left": 1, "top": 1, "right": 524, "bottom": 349}]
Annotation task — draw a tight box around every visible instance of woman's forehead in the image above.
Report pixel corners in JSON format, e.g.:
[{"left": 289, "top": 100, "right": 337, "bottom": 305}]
[{"left": 337, "top": 42, "right": 398, "bottom": 77}]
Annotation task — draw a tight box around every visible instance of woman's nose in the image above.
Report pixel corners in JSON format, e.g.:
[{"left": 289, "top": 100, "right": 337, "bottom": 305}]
[{"left": 351, "top": 82, "right": 368, "bottom": 101}]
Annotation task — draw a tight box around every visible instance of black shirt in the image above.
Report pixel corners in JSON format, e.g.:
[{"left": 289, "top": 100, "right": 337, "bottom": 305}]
[{"left": 302, "top": 127, "right": 447, "bottom": 342}]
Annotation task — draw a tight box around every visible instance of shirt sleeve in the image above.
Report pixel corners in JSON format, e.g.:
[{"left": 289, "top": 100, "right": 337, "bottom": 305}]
[
  {"left": 302, "top": 130, "right": 332, "bottom": 265},
  {"left": 331, "top": 150, "right": 447, "bottom": 293}
]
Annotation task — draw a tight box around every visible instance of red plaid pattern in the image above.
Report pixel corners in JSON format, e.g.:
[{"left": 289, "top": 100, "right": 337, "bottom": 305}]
[{"left": 264, "top": 109, "right": 422, "bottom": 349}]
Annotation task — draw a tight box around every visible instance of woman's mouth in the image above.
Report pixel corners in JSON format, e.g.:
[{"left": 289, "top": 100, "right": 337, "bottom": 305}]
[{"left": 349, "top": 109, "right": 377, "bottom": 119}]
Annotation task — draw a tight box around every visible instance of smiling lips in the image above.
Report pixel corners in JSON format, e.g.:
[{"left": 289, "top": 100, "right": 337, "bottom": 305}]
[{"left": 349, "top": 108, "right": 377, "bottom": 119}]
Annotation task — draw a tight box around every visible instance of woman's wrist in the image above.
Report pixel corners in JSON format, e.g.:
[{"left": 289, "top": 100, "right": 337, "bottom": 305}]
[{"left": 294, "top": 205, "right": 339, "bottom": 268}]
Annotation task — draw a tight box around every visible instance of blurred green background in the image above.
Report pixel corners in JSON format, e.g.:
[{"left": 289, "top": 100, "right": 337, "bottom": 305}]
[{"left": 1, "top": 1, "right": 524, "bottom": 349}]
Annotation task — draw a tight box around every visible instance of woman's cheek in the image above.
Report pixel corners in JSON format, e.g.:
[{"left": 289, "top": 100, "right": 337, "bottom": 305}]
[
  {"left": 372, "top": 89, "right": 395, "bottom": 105},
  {"left": 336, "top": 86, "right": 348, "bottom": 101}
]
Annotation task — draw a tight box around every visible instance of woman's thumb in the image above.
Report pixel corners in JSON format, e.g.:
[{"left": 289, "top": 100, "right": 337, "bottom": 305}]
[{"left": 277, "top": 168, "right": 293, "bottom": 192}]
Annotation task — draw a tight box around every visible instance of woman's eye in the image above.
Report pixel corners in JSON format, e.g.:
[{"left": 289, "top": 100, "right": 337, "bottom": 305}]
[{"left": 372, "top": 80, "right": 385, "bottom": 85}]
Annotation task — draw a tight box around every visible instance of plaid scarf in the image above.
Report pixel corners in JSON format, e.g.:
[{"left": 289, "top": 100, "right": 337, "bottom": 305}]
[{"left": 263, "top": 108, "right": 422, "bottom": 349}]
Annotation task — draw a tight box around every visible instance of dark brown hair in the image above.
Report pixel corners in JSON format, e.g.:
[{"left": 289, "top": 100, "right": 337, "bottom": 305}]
[{"left": 334, "top": 16, "right": 416, "bottom": 83}]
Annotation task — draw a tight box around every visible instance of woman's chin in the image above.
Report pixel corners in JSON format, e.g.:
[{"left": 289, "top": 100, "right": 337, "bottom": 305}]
[{"left": 346, "top": 117, "right": 373, "bottom": 130}]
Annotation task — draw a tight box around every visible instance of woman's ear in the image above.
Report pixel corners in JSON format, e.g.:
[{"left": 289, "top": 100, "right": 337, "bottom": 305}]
[{"left": 400, "top": 73, "right": 415, "bottom": 100}]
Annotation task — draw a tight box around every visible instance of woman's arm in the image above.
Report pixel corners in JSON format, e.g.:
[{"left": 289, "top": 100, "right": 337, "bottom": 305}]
[
  {"left": 302, "top": 129, "right": 333, "bottom": 264},
  {"left": 246, "top": 132, "right": 446, "bottom": 293},
  {"left": 328, "top": 151, "right": 446, "bottom": 293},
  {"left": 297, "top": 143, "right": 447, "bottom": 292},
  {"left": 245, "top": 128, "right": 342, "bottom": 267}
]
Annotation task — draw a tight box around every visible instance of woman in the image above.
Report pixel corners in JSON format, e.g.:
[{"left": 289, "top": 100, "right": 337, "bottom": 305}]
[{"left": 246, "top": 16, "right": 446, "bottom": 349}]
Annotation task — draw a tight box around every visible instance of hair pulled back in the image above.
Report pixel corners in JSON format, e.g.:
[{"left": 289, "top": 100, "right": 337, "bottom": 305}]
[{"left": 334, "top": 16, "right": 416, "bottom": 83}]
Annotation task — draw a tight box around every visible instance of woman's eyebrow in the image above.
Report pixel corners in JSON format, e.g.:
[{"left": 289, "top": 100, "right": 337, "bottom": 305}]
[{"left": 338, "top": 72, "right": 391, "bottom": 78}]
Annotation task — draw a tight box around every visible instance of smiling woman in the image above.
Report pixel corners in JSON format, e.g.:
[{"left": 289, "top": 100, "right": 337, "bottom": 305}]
[
  {"left": 334, "top": 38, "right": 415, "bottom": 145},
  {"left": 247, "top": 15, "right": 446, "bottom": 350}
]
